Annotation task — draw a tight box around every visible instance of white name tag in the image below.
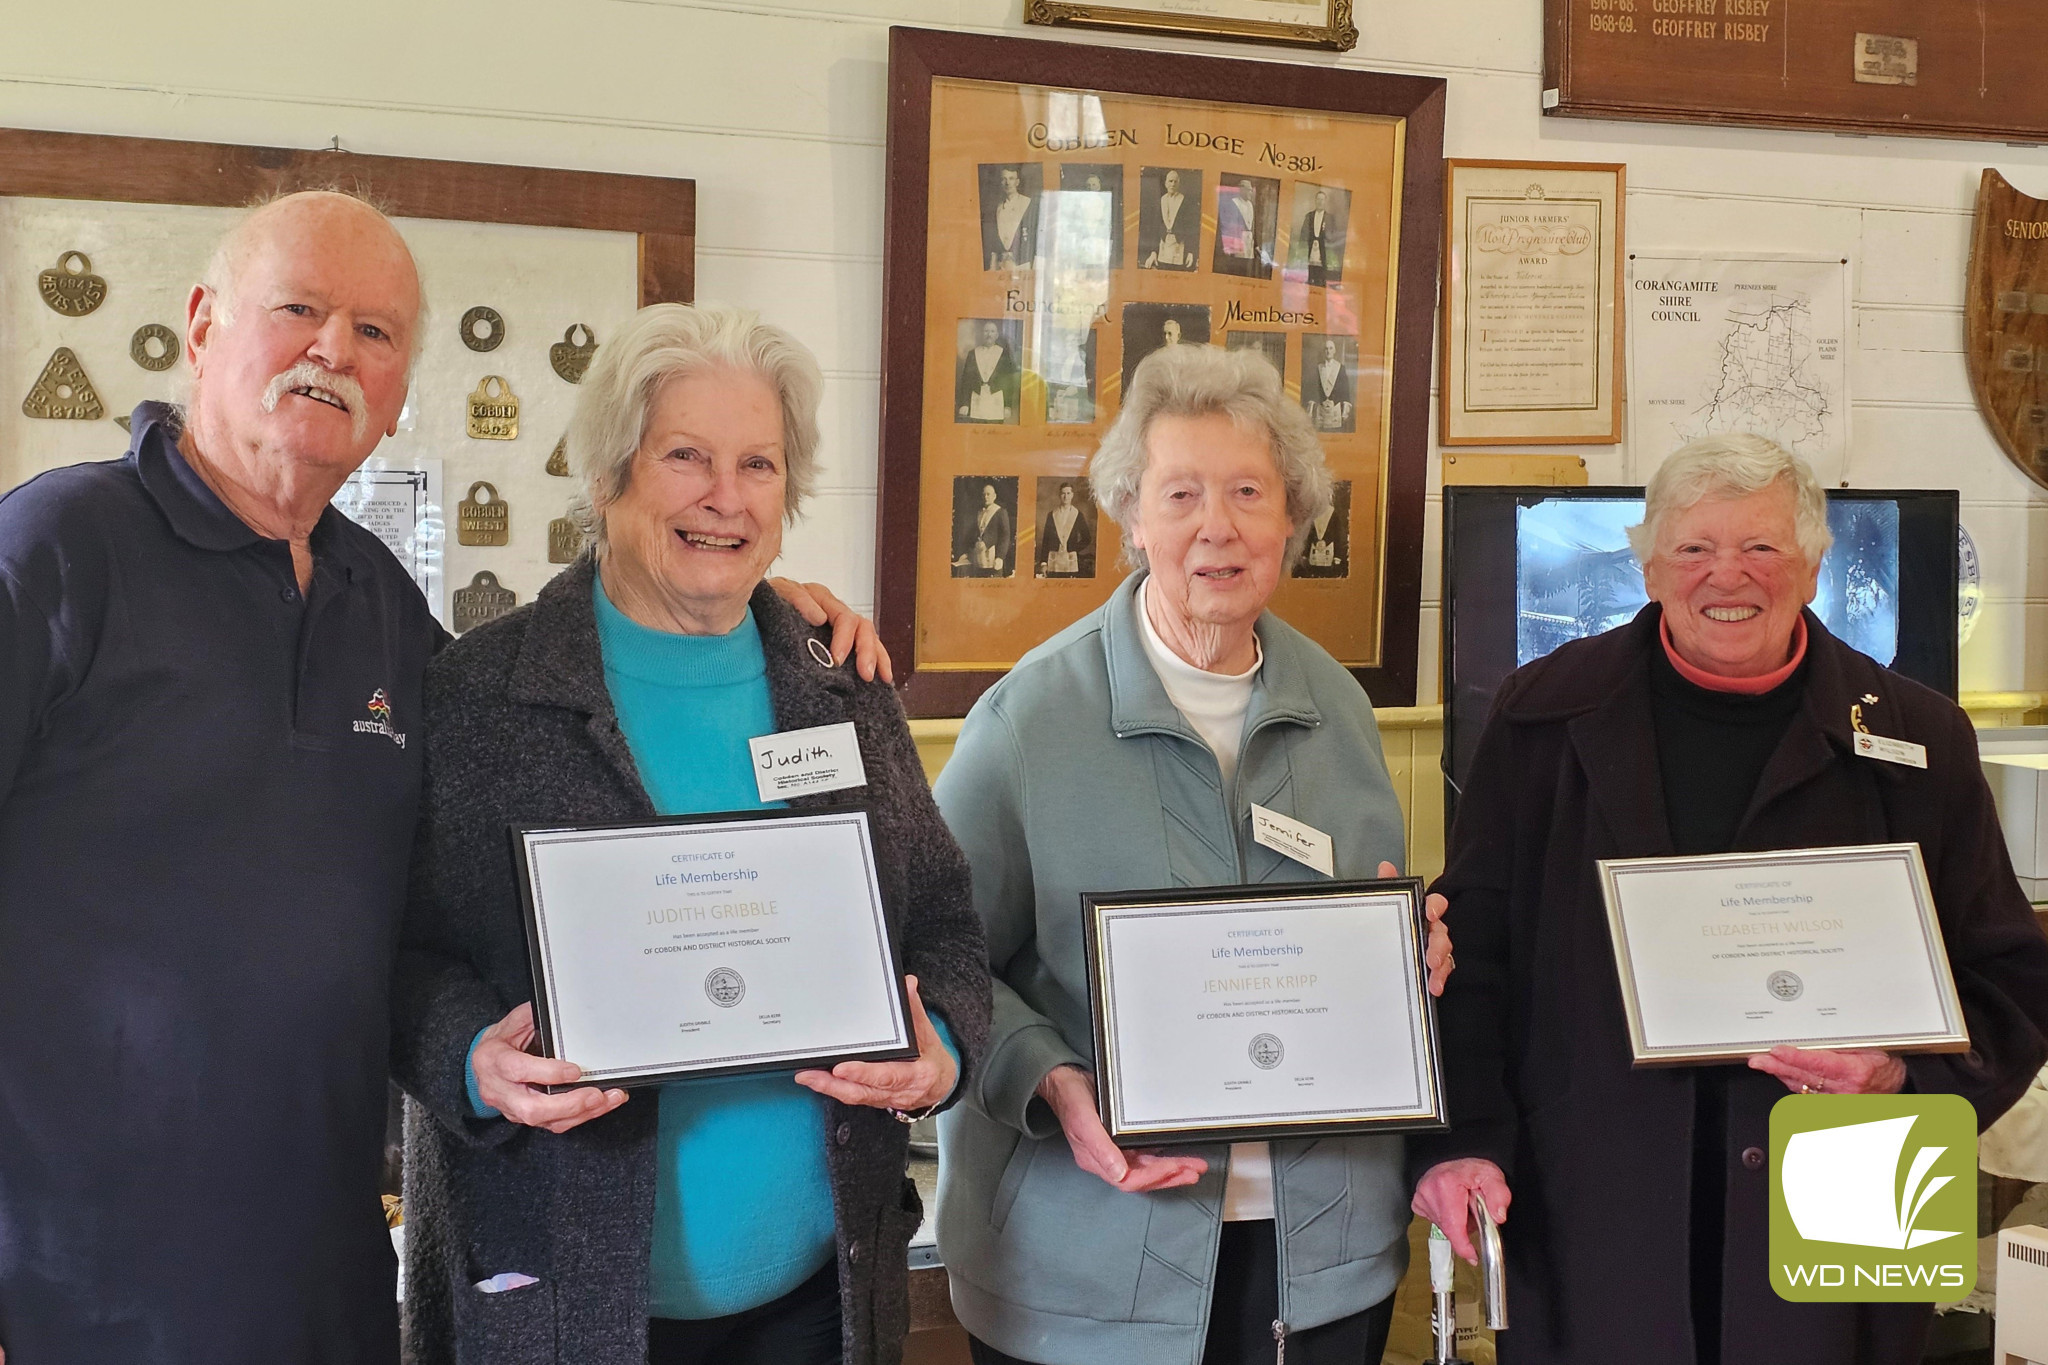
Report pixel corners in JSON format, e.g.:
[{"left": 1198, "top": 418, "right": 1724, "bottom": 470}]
[
  {"left": 1250, "top": 803, "right": 1335, "bottom": 877},
  {"left": 1853, "top": 732, "right": 1928, "bottom": 769},
  {"left": 749, "top": 722, "right": 868, "bottom": 801}
]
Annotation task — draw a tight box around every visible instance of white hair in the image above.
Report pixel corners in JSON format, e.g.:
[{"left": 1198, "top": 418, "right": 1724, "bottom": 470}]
[
  {"left": 1626, "top": 433, "right": 1832, "bottom": 564},
  {"left": 1090, "top": 343, "right": 1333, "bottom": 572},
  {"left": 567, "top": 301, "right": 822, "bottom": 553}
]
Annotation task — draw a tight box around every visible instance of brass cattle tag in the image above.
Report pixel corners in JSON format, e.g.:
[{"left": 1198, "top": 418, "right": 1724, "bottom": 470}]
[
  {"left": 466, "top": 376, "right": 520, "bottom": 440},
  {"left": 550, "top": 324, "right": 597, "bottom": 383},
  {"left": 22, "top": 348, "right": 106, "bottom": 420},
  {"left": 37, "top": 252, "right": 107, "bottom": 316},
  {"left": 457, "top": 481, "right": 510, "bottom": 546},
  {"left": 131, "top": 323, "right": 180, "bottom": 371},
  {"left": 452, "top": 571, "right": 518, "bottom": 633},
  {"left": 460, "top": 305, "right": 505, "bottom": 353},
  {"left": 546, "top": 434, "right": 570, "bottom": 477},
  {"left": 548, "top": 516, "right": 582, "bottom": 564},
  {"left": 115, "top": 415, "right": 132, "bottom": 433}
]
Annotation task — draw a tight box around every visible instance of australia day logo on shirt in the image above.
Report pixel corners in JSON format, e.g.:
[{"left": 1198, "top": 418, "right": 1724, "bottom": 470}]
[{"left": 352, "top": 688, "right": 407, "bottom": 748}]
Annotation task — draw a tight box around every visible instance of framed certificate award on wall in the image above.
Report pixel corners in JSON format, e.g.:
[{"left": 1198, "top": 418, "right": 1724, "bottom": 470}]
[{"left": 1440, "top": 159, "right": 1624, "bottom": 446}]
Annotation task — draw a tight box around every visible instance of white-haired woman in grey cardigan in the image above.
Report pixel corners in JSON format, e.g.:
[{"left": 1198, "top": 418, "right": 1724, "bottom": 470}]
[
  {"left": 933, "top": 343, "right": 1452, "bottom": 1365},
  {"left": 391, "top": 302, "right": 989, "bottom": 1365}
]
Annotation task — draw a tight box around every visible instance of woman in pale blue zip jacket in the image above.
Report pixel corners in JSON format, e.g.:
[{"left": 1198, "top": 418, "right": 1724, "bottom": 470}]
[{"left": 933, "top": 343, "right": 1452, "bottom": 1365}]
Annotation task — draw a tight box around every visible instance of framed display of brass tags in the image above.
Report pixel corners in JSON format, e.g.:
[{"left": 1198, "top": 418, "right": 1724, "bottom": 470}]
[
  {"left": 548, "top": 516, "right": 581, "bottom": 564},
  {"left": 457, "top": 481, "right": 511, "bottom": 546},
  {"left": 878, "top": 28, "right": 1445, "bottom": 715},
  {"left": 130, "top": 323, "right": 180, "bottom": 372},
  {"left": 1967, "top": 169, "right": 2048, "bottom": 492},
  {"left": 1026, "top": 0, "right": 1356, "bottom": 52},
  {"left": 466, "top": 376, "right": 520, "bottom": 440},
  {"left": 1440, "top": 160, "right": 1623, "bottom": 446},
  {"left": 547, "top": 435, "right": 570, "bottom": 476},
  {"left": 550, "top": 325, "right": 597, "bottom": 383},
  {"left": 23, "top": 348, "right": 106, "bottom": 420},
  {"left": 37, "top": 251, "right": 107, "bottom": 316},
  {"left": 453, "top": 571, "right": 518, "bottom": 633},
  {"left": 460, "top": 305, "right": 506, "bottom": 352}
]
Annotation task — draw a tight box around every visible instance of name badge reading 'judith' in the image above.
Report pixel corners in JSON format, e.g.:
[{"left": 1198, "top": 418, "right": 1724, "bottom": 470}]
[{"left": 749, "top": 722, "right": 868, "bottom": 802}]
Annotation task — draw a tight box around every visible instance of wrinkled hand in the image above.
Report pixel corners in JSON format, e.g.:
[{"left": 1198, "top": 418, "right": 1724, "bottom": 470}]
[
  {"left": 1039, "top": 1064, "right": 1208, "bottom": 1193},
  {"left": 795, "top": 976, "right": 956, "bottom": 1111},
  {"left": 1378, "top": 861, "right": 1453, "bottom": 997},
  {"left": 471, "top": 1002, "right": 628, "bottom": 1135},
  {"left": 1413, "top": 1157, "right": 1513, "bottom": 1265},
  {"left": 767, "top": 578, "right": 893, "bottom": 684},
  {"left": 1748, "top": 1045, "right": 1906, "bottom": 1095}
]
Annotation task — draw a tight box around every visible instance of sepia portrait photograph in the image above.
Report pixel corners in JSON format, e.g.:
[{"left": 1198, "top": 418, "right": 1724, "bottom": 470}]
[
  {"left": 1211, "top": 173, "right": 1281, "bottom": 279},
  {"left": 1042, "top": 324, "right": 1099, "bottom": 425},
  {"left": 1121, "top": 301, "right": 1212, "bottom": 393},
  {"left": 955, "top": 317, "right": 1024, "bottom": 425},
  {"left": 952, "top": 475, "right": 1020, "bottom": 578},
  {"left": 1034, "top": 476, "right": 1099, "bottom": 579},
  {"left": 1286, "top": 182, "right": 1351, "bottom": 288},
  {"left": 978, "top": 162, "right": 1043, "bottom": 270},
  {"left": 1136, "top": 165, "right": 1203, "bottom": 272},
  {"left": 1058, "top": 163, "right": 1124, "bottom": 269},
  {"left": 1292, "top": 478, "right": 1351, "bottom": 578},
  {"left": 1300, "top": 332, "right": 1358, "bottom": 434},
  {"left": 1226, "top": 329, "right": 1288, "bottom": 387}
]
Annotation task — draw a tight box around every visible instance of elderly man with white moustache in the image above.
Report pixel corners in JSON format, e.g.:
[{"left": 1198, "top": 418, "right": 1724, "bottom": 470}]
[{"left": 0, "top": 190, "right": 883, "bottom": 1365}]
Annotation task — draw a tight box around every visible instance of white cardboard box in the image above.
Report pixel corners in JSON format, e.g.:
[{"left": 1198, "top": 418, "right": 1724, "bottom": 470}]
[
  {"left": 1980, "top": 744, "right": 2048, "bottom": 900},
  {"left": 1996, "top": 1224, "right": 2048, "bottom": 1365}
]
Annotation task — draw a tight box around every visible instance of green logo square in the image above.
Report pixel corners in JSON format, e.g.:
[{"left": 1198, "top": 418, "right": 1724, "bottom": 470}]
[{"left": 1769, "top": 1093, "right": 1977, "bottom": 1302}]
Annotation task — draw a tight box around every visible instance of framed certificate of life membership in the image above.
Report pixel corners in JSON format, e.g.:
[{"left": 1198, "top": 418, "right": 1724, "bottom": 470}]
[
  {"left": 1082, "top": 880, "right": 1447, "bottom": 1146},
  {"left": 1599, "top": 843, "right": 1971, "bottom": 1066},
  {"left": 513, "top": 808, "right": 915, "bottom": 1087},
  {"left": 1439, "top": 159, "right": 1623, "bottom": 446}
]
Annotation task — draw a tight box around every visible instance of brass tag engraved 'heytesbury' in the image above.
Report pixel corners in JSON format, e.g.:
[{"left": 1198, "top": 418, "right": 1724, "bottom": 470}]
[
  {"left": 550, "top": 325, "right": 597, "bottom": 383},
  {"left": 546, "top": 434, "right": 570, "bottom": 477},
  {"left": 23, "top": 348, "right": 106, "bottom": 420},
  {"left": 37, "top": 252, "right": 107, "bottom": 316},
  {"left": 460, "top": 305, "right": 505, "bottom": 353},
  {"left": 548, "top": 516, "right": 582, "bottom": 564},
  {"left": 131, "top": 323, "right": 180, "bottom": 371},
  {"left": 452, "top": 571, "right": 518, "bottom": 633},
  {"left": 466, "top": 376, "right": 520, "bottom": 440},
  {"left": 1966, "top": 169, "right": 2048, "bottom": 492},
  {"left": 457, "top": 481, "right": 511, "bottom": 546}
]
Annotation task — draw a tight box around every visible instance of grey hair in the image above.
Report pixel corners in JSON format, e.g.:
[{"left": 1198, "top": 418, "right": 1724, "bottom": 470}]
[
  {"left": 1090, "top": 343, "right": 1333, "bottom": 571},
  {"left": 1626, "top": 433, "right": 1832, "bottom": 565},
  {"left": 567, "top": 301, "right": 822, "bottom": 553}
]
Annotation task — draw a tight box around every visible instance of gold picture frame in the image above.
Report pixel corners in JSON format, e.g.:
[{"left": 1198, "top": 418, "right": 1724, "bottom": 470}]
[{"left": 1027, "top": 0, "right": 1357, "bottom": 53}]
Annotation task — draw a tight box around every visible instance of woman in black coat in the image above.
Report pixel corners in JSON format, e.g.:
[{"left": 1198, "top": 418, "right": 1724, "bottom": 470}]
[
  {"left": 1412, "top": 435, "right": 2048, "bottom": 1365},
  {"left": 390, "top": 303, "right": 989, "bottom": 1365}
]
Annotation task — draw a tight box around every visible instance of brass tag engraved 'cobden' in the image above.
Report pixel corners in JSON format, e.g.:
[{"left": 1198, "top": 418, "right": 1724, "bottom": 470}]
[
  {"left": 460, "top": 305, "right": 506, "bottom": 353},
  {"left": 457, "top": 481, "right": 511, "bottom": 546},
  {"left": 452, "top": 571, "right": 518, "bottom": 634},
  {"left": 131, "top": 323, "right": 180, "bottom": 371},
  {"left": 546, "top": 434, "right": 570, "bottom": 477},
  {"left": 466, "top": 376, "right": 520, "bottom": 440},
  {"left": 550, "top": 324, "right": 598, "bottom": 383},
  {"left": 22, "top": 347, "right": 106, "bottom": 420},
  {"left": 548, "top": 516, "right": 581, "bottom": 564},
  {"left": 1966, "top": 169, "right": 2048, "bottom": 492},
  {"left": 37, "top": 252, "right": 107, "bottom": 316}
]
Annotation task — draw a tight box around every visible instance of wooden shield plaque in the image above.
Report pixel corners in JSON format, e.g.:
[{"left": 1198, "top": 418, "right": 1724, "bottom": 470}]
[{"left": 1966, "top": 170, "right": 2048, "bottom": 493}]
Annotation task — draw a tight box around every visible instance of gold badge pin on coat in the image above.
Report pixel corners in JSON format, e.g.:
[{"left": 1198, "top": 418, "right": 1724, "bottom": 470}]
[
  {"left": 452, "top": 571, "right": 518, "bottom": 633},
  {"left": 466, "top": 376, "right": 519, "bottom": 440},
  {"left": 130, "top": 323, "right": 180, "bottom": 371},
  {"left": 546, "top": 434, "right": 570, "bottom": 477},
  {"left": 457, "top": 481, "right": 510, "bottom": 546},
  {"left": 22, "top": 347, "right": 106, "bottom": 420},
  {"left": 37, "top": 252, "right": 107, "bottom": 316},
  {"left": 548, "top": 516, "right": 581, "bottom": 564},
  {"left": 550, "top": 324, "right": 597, "bottom": 383}
]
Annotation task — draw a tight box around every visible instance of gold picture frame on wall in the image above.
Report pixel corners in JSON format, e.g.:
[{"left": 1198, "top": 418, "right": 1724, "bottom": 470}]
[
  {"left": 879, "top": 27, "right": 1446, "bottom": 717},
  {"left": 1026, "top": 0, "right": 1357, "bottom": 52}
]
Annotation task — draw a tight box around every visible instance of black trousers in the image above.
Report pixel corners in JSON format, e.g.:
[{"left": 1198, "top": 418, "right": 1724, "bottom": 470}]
[
  {"left": 646, "top": 1260, "right": 840, "bottom": 1365},
  {"left": 969, "top": 1220, "right": 1396, "bottom": 1365}
]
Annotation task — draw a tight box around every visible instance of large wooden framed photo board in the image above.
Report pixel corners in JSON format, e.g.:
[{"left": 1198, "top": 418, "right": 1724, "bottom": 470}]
[{"left": 878, "top": 27, "right": 1445, "bottom": 715}]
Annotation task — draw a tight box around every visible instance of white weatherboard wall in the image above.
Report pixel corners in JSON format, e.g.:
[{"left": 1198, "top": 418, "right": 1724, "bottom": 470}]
[{"left": 5, "top": 1, "right": 2048, "bottom": 697}]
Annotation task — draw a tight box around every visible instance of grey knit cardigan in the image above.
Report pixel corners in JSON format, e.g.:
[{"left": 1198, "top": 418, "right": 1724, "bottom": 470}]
[{"left": 389, "top": 558, "right": 989, "bottom": 1365}]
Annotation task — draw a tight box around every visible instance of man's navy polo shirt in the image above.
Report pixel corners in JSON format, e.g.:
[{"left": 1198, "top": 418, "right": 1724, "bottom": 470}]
[{"left": 0, "top": 403, "right": 443, "bottom": 1364}]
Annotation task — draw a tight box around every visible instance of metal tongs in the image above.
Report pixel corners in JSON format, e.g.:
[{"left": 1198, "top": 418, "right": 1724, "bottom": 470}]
[{"left": 1428, "top": 1190, "right": 1508, "bottom": 1364}]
